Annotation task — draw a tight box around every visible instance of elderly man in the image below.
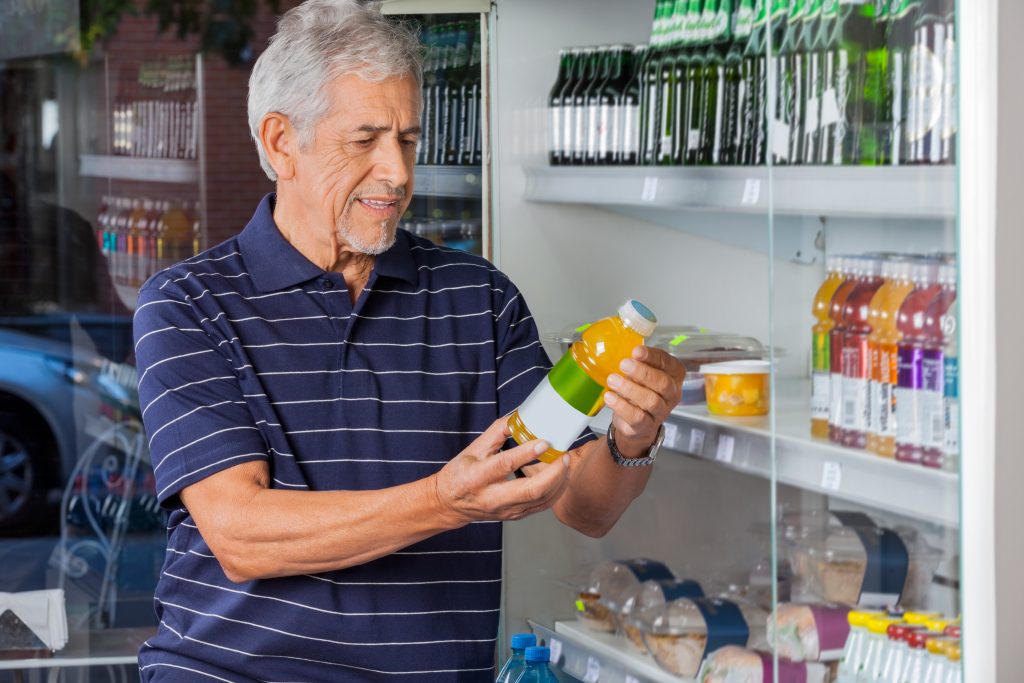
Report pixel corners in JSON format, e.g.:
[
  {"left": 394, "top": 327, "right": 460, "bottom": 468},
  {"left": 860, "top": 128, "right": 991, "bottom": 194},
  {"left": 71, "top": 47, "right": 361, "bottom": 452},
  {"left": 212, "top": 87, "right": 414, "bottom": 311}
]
[{"left": 133, "top": 1, "right": 684, "bottom": 681}]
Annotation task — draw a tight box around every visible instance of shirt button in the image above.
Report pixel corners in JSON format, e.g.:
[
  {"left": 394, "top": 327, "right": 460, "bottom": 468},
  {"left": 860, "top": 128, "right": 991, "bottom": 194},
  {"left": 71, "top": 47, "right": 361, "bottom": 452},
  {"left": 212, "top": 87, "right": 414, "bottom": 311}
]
[{"left": 321, "top": 278, "right": 334, "bottom": 289}]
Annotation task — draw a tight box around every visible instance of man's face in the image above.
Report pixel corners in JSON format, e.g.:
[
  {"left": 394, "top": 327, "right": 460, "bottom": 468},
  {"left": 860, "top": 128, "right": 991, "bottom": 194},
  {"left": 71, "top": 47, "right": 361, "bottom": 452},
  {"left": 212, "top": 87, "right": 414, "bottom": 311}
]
[{"left": 293, "top": 73, "right": 419, "bottom": 256}]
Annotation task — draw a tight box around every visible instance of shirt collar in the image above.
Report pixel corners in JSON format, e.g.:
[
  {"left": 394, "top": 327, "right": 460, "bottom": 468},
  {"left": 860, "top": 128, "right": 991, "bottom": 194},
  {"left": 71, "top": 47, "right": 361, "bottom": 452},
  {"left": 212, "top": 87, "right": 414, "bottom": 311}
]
[{"left": 239, "top": 193, "right": 418, "bottom": 292}]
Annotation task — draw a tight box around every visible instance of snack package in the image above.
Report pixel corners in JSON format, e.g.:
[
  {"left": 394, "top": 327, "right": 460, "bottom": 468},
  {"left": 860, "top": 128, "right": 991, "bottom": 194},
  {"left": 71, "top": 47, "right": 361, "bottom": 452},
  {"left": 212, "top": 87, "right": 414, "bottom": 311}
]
[
  {"left": 0, "top": 589, "right": 68, "bottom": 655},
  {"left": 565, "top": 559, "right": 675, "bottom": 632},
  {"left": 767, "top": 603, "right": 852, "bottom": 661},
  {"left": 636, "top": 596, "right": 769, "bottom": 677},
  {"left": 698, "top": 646, "right": 830, "bottom": 683},
  {"left": 618, "top": 578, "right": 705, "bottom": 651}
]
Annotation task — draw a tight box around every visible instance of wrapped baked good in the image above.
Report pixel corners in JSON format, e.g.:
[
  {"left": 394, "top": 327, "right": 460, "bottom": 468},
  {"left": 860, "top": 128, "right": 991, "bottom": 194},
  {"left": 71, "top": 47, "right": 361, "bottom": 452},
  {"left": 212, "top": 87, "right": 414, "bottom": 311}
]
[
  {"left": 786, "top": 513, "right": 942, "bottom": 609},
  {"left": 617, "top": 578, "right": 705, "bottom": 652},
  {"left": 767, "top": 602, "right": 852, "bottom": 661},
  {"left": 565, "top": 559, "right": 675, "bottom": 632},
  {"left": 698, "top": 646, "right": 830, "bottom": 683},
  {"left": 635, "top": 597, "right": 769, "bottom": 677}
]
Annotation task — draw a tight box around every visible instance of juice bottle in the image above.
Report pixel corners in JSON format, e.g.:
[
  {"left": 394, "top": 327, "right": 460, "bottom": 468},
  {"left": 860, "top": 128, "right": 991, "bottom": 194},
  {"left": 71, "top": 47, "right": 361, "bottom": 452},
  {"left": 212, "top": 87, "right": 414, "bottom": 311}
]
[
  {"left": 867, "top": 258, "right": 916, "bottom": 456},
  {"left": 811, "top": 255, "right": 848, "bottom": 438},
  {"left": 158, "top": 201, "right": 193, "bottom": 270},
  {"left": 128, "top": 199, "right": 148, "bottom": 287},
  {"left": 894, "top": 261, "right": 942, "bottom": 465},
  {"left": 829, "top": 256, "right": 864, "bottom": 444},
  {"left": 920, "top": 264, "right": 957, "bottom": 469},
  {"left": 840, "top": 257, "right": 885, "bottom": 449},
  {"left": 942, "top": 297, "right": 959, "bottom": 472},
  {"left": 508, "top": 300, "right": 658, "bottom": 463}
]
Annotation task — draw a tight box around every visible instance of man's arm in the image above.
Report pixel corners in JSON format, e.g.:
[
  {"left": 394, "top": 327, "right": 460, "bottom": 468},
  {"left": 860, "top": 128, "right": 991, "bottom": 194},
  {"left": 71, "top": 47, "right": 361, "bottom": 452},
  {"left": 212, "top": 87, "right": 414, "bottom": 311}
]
[
  {"left": 181, "top": 418, "right": 570, "bottom": 583},
  {"left": 548, "top": 345, "right": 686, "bottom": 537}
]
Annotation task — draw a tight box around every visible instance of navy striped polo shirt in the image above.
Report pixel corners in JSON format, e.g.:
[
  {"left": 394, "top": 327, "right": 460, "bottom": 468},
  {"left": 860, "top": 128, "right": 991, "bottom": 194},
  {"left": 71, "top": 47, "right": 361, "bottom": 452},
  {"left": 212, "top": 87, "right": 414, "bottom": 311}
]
[{"left": 133, "top": 194, "right": 592, "bottom": 682}]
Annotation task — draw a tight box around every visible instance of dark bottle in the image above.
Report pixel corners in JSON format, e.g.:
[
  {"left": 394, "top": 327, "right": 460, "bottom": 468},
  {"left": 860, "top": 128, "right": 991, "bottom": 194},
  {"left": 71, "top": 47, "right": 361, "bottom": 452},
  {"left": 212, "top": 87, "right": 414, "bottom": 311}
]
[
  {"left": 816, "top": 0, "right": 845, "bottom": 164},
  {"left": 618, "top": 46, "right": 645, "bottom": 164},
  {"left": 418, "top": 25, "right": 438, "bottom": 166},
  {"left": 886, "top": 0, "right": 922, "bottom": 165},
  {"left": 832, "top": 0, "right": 887, "bottom": 165},
  {"left": 939, "top": 0, "right": 955, "bottom": 164},
  {"left": 547, "top": 49, "right": 573, "bottom": 165},
  {"left": 866, "top": 0, "right": 892, "bottom": 166},
  {"left": 681, "top": 0, "right": 706, "bottom": 165},
  {"left": 585, "top": 48, "right": 614, "bottom": 165},
  {"left": 799, "top": 0, "right": 825, "bottom": 163},
  {"left": 640, "top": 0, "right": 675, "bottom": 165},
  {"left": 726, "top": 0, "right": 757, "bottom": 164},
  {"left": 570, "top": 48, "right": 599, "bottom": 165},
  {"left": 557, "top": 48, "right": 584, "bottom": 166},
  {"left": 444, "top": 22, "right": 471, "bottom": 165},
  {"left": 767, "top": 0, "right": 794, "bottom": 166},
  {"left": 429, "top": 23, "right": 454, "bottom": 166},
  {"left": 597, "top": 45, "right": 633, "bottom": 165},
  {"left": 907, "top": 0, "right": 952, "bottom": 164},
  {"left": 699, "top": 0, "right": 739, "bottom": 165},
  {"left": 465, "top": 25, "right": 483, "bottom": 166},
  {"left": 740, "top": 0, "right": 770, "bottom": 164}
]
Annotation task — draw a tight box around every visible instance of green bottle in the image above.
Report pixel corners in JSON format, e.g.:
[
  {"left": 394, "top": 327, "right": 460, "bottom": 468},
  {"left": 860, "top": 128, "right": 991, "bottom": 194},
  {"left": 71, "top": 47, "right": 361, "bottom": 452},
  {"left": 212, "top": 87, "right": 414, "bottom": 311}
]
[
  {"left": 740, "top": 0, "right": 769, "bottom": 164},
  {"left": 799, "top": 0, "right": 824, "bottom": 162},
  {"left": 886, "top": 0, "right": 922, "bottom": 165}
]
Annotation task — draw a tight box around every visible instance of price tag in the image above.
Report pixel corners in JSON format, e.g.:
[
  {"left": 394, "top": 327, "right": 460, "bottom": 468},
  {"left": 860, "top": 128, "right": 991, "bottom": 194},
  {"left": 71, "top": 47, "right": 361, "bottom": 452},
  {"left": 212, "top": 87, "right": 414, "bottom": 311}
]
[
  {"left": 742, "top": 178, "right": 761, "bottom": 205},
  {"left": 641, "top": 176, "right": 659, "bottom": 202},
  {"left": 584, "top": 656, "right": 601, "bottom": 683},
  {"left": 663, "top": 422, "right": 679, "bottom": 449},
  {"left": 821, "top": 461, "right": 842, "bottom": 491},
  {"left": 716, "top": 435, "right": 735, "bottom": 463},
  {"left": 549, "top": 638, "right": 563, "bottom": 663},
  {"left": 688, "top": 428, "right": 706, "bottom": 456}
]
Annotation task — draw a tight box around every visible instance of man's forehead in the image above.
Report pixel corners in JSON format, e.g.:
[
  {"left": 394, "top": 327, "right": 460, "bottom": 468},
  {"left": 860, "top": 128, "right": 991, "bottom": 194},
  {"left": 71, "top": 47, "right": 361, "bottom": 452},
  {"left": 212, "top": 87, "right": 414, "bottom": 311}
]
[{"left": 328, "top": 73, "right": 420, "bottom": 112}]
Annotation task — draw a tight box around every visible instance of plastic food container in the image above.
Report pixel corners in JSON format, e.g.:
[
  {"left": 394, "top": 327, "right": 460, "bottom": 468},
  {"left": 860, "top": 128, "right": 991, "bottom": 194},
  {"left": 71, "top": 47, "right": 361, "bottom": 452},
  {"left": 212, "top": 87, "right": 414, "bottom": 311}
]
[
  {"left": 768, "top": 602, "right": 852, "bottom": 662},
  {"left": 617, "top": 578, "right": 705, "bottom": 652},
  {"left": 701, "top": 360, "right": 772, "bottom": 416},
  {"left": 787, "top": 525, "right": 943, "bottom": 608},
  {"left": 649, "top": 331, "right": 767, "bottom": 405},
  {"left": 565, "top": 559, "right": 676, "bottom": 633},
  {"left": 697, "top": 646, "right": 830, "bottom": 683},
  {"left": 634, "top": 597, "right": 769, "bottom": 677}
]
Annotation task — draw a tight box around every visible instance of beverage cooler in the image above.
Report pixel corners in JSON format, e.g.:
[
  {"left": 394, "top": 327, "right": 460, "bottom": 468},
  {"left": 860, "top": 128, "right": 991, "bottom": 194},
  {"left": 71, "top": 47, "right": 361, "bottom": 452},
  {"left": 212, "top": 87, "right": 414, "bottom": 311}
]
[{"left": 389, "top": 0, "right": 1018, "bottom": 680}]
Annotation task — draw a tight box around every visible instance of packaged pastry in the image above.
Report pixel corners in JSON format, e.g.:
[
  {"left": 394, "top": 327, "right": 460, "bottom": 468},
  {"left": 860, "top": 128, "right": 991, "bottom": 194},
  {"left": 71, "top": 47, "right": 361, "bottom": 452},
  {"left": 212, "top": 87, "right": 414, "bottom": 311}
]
[
  {"left": 636, "top": 596, "right": 769, "bottom": 678},
  {"left": 565, "top": 559, "right": 675, "bottom": 633},
  {"left": 617, "top": 578, "right": 705, "bottom": 651},
  {"left": 786, "top": 513, "right": 942, "bottom": 609},
  {"left": 767, "top": 602, "right": 852, "bottom": 661},
  {"left": 698, "top": 646, "right": 830, "bottom": 683}
]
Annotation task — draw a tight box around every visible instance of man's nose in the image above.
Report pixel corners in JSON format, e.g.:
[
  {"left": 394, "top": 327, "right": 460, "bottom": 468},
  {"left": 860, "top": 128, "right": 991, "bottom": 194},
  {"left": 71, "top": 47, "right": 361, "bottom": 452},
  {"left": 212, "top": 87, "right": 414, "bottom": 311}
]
[{"left": 372, "top": 137, "right": 411, "bottom": 190}]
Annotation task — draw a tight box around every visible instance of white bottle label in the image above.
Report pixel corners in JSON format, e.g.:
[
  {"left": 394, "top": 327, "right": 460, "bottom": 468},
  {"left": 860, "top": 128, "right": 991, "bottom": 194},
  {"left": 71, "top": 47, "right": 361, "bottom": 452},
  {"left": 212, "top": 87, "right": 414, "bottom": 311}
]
[
  {"left": 549, "top": 106, "right": 562, "bottom": 155},
  {"left": 895, "top": 387, "right": 922, "bottom": 447},
  {"left": 562, "top": 105, "right": 574, "bottom": 155},
  {"left": 829, "top": 372, "right": 844, "bottom": 428},
  {"left": 820, "top": 88, "right": 841, "bottom": 126},
  {"left": 621, "top": 104, "right": 639, "bottom": 156},
  {"left": 878, "top": 381, "right": 895, "bottom": 438},
  {"left": 868, "top": 380, "right": 882, "bottom": 437},
  {"left": 688, "top": 128, "right": 701, "bottom": 150},
  {"left": 811, "top": 371, "right": 831, "bottom": 420},
  {"left": 922, "top": 389, "right": 945, "bottom": 451},
  {"left": 841, "top": 376, "right": 868, "bottom": 431},
  {"left": 772, "top": 119, "right": 791, "bottom": 161},
  {"left": 516, "top": 377, "right": 592, "bottom": 452},
  {"left": 944, "top": 398, "right": 959, "bottom": 457}
]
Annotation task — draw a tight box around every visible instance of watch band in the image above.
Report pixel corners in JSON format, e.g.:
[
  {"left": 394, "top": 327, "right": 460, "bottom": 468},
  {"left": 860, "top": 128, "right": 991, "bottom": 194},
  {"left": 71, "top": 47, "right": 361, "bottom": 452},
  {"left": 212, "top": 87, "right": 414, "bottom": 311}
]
[{"left": 606, "top": 423, "right": 663, "bottom": 467}]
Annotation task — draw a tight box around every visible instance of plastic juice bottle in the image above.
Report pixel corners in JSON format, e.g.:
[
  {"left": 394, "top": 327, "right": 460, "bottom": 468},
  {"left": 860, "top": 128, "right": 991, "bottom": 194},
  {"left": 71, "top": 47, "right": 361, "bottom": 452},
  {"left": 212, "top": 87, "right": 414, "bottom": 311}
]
[
  {"left": 836, "top": 610, "right": 885, "bottom": 683},
  {"left": 894, "top": 262, "right": 942, "bottom": 465},
  {"left": 942, "top": 297, "right": 959, "bottom": 472},
  {"left": 128, "top": 199, "right": 147, "bottom": 288},
  {"left": 920, "top": 264, "right": 957, "bottom": 469},
  {"left": 879, "top": 623, "right": 926, "bottom": 683},
  {"left": 508, "top": 300, "right": 658, "bottom": 463},
  {"left": 867, "top": 259, "right": 916, "bottom": 456},
  {"left": 829, "top": 256, "right": 864, "bottom": 444},
  {"left": 496, "top": 633, "right": 536, "bottom": 683},
  {"left": 943, "top": 641, "right": 962, "bottom": 683},
  {"left": 158, "top": 201, "right": 193, "bottom": 270},
  {"left": 854, "top": 616, "right": 903, "bottom": 683},
  {"left": 900, "top": 631, "right": 942, "bottom": 683},
  {"left": 811, "top": 255, "right": 848, "bottom": 438},
  {"left": 922, "top": 638, "right": 955, "bottom": 683},
  {"left": 840, "top": 257, "right": 885, "bottom": 449},
  {"left": 513, "top": 647, "right": 559, "bottom": 683}
]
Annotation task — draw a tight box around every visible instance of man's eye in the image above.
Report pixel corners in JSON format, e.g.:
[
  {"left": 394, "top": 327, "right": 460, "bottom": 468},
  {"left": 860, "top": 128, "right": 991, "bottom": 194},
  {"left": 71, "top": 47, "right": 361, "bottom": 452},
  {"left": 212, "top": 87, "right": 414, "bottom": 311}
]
[
  {"left": 401, "top": 138, "right": 418, "bottom": 148},
  {"left": 355, "top": 139, "right": 374, "bottom": 147}
]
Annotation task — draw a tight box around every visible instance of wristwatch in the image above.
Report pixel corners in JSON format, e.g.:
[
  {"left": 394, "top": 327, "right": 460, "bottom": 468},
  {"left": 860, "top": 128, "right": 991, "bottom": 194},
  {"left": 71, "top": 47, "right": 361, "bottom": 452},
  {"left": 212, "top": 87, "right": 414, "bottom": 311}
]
[{"left": 606, "top": 423, "right": 664, "bottom": 467}]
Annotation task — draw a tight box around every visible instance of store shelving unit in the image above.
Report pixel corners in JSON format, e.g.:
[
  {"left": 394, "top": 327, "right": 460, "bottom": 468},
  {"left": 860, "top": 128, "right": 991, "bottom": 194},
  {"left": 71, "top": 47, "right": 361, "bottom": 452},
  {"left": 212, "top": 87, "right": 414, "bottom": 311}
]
[
  {"left": 523, "top": 165, "right": 955, "bottom": 219},
  {"left": 414, "top": 165, "right": 483, "bottom": 198},
  {"left": 79, "top": 154, "right": 199, "bottom": 184},
  {"left": 529, "top": 620, "right": 687, "bottom": 683}
]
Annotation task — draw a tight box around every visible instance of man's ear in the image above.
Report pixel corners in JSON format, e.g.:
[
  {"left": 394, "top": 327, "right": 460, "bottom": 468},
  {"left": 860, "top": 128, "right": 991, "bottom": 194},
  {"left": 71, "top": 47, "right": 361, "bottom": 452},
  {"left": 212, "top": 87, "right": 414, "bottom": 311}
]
[{"left": 260, "top": 112, "right": 299, "bottom": 181}]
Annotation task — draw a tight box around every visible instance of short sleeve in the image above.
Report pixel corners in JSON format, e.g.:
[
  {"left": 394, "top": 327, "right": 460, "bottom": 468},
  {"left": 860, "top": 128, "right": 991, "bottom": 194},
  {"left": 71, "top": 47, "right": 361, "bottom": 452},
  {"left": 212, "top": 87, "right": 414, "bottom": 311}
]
[
  {"left": 134, "top": 285, "right": 269, "bottom": 508},
  {"left": 493, "top": 281, "right": 596, "bottom": 451}
]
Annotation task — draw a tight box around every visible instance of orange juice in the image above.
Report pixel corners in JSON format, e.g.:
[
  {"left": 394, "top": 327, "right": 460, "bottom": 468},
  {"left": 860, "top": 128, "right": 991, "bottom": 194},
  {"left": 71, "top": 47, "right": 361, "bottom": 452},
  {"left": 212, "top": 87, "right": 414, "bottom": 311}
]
[
  {"left": 866, "top": 259, "right": 915, "bottom": 456},
  {"left": 509, "top": 300, "right": 657, "bottom": 463},
  {"left": 811, "top": 256, "right": 847, "bottom": 438}
]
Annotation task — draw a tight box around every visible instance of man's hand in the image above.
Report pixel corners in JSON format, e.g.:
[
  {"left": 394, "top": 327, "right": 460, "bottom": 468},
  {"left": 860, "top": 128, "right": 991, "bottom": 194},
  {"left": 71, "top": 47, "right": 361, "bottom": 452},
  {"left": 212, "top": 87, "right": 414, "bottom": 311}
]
[
  {"left": 432, "top": 418, "right": 571, "bottom": 526},
  {"left": 602, "top": 345, "right": 686, "bottom": 458}
]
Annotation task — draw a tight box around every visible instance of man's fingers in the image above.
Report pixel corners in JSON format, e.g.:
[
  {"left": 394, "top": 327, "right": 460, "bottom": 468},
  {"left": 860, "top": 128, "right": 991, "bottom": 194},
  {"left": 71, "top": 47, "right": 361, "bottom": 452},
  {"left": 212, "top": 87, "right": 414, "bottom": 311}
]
[
  {"left": 633, "top": 346, "right": 688, "bottom": 384},
  {"left": 502, "top": 455, "right": 571, "bottom": 509},
  {"left": 483, "top": 438, "right": 550, "bottom": 479},
  {"left": 469, "top": 416, "right": 515, "bottom": 456},
  {"left": 607, "top": 374, "right": 666, "bottom": 417}
]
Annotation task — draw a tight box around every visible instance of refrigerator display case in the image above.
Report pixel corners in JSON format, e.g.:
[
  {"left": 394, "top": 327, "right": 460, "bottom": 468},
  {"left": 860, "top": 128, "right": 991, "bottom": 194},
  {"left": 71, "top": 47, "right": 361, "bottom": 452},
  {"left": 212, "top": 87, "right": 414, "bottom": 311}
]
[{"left": 480, "top": 0, "right": 1010, "bottom": 679}]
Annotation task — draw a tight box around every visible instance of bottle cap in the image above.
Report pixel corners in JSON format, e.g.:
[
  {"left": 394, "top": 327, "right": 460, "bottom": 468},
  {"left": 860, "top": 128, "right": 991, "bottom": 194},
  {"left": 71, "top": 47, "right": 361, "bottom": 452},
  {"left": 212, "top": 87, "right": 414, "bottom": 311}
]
[
  {"left": 938, "top": 264, "right": 956, "bottom": 286},
  {"left": 903, "top": 611, "right": 943, "bottom": 626},
  {"left": 911, "top": 261, "right": 939, "bottom": 286},
  {"left": 618, "top": 300, "right": 658, "bottom": 337},
  {"left": 944, "top": 625, "right": 961, "bottom": 638},
  {"left": 907, "top": 630, "right": 941, "bottom": 649},
  {"left": 946, "top": 641, "right": 962, "bottom": 662},
  {"left": 510, "top": 633, "right": 537, "bottom": 651},
  {"left": 826, "top": 255, "right": 843, "bottom": 273},
  {"left": 848, "top": 611, "right": 886, "bottom": 628},
  {"left": 862, "top": 257, "right": 884, "bottom": 278},
  {"left": 524, "top": 646, "right": 551, "bottom": 663},
  {"left": 887, "top": 623, "right": 924, "bottom": 641},
  {"left": 926, "top": 637, "right": 956, "bottom": 656},
  {"left": 867, "top": 616, "right": 903, "bottom": 635}
]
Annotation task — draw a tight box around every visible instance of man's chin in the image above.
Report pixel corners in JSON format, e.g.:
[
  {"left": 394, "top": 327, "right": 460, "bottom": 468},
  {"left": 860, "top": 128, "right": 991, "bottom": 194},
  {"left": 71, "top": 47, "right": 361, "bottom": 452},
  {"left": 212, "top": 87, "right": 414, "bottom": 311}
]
[{"left": 339, "top": 223, "right": 398, "bottom": 256}]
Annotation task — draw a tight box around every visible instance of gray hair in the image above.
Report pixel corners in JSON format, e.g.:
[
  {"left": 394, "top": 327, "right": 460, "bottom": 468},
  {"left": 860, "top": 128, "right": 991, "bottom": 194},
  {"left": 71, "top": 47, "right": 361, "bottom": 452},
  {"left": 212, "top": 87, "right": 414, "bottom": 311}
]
[{"left": 248, "top": 0, "right": 423, "bottom": 181}]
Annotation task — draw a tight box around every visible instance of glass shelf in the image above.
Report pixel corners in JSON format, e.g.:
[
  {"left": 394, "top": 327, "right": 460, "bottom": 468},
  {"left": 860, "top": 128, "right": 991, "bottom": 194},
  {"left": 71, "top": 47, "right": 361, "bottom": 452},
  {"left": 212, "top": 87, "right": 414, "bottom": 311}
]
[
  {"left": 414, "top": 165, "right": 483, "bottom": 198},
  {"left": 79, "top": 154, "right": 199, "bottom": 184}
]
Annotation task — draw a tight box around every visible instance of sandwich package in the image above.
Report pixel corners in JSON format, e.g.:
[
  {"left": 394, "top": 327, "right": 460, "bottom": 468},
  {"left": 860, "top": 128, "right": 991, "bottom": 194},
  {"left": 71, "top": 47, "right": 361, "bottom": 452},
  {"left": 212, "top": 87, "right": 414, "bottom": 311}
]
[
  {"left": 698, "top": 646, "right": 830, "bottom": 683},
  {"left": 617, "top": 578, "right": 705, "bottom": 651},
  {"left": 767, "top": 602, "right": 852, "bottom": 661},
  {"left": 632, "top": 596, "right": 769, "bottom": 677},
  {"left": 565, "top": 558, "right": 676, "bottom": 632}
]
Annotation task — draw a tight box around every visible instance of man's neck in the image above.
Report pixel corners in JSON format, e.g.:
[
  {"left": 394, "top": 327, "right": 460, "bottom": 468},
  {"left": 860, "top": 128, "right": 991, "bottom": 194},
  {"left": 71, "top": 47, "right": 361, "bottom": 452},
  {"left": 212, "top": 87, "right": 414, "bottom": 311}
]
[{"left": 273, "top": 189, "right": 376, "bottom": 302}]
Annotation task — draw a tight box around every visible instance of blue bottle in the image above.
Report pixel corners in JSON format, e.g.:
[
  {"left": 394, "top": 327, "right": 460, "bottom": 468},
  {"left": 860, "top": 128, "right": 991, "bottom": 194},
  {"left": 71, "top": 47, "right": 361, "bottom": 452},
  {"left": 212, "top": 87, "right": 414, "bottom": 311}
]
[
  {"left": 495, "top": 633, "right": 537, "bottom": 683},
  {"left": 512, "top": 647, "right": 559, "bottom": 683}
]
